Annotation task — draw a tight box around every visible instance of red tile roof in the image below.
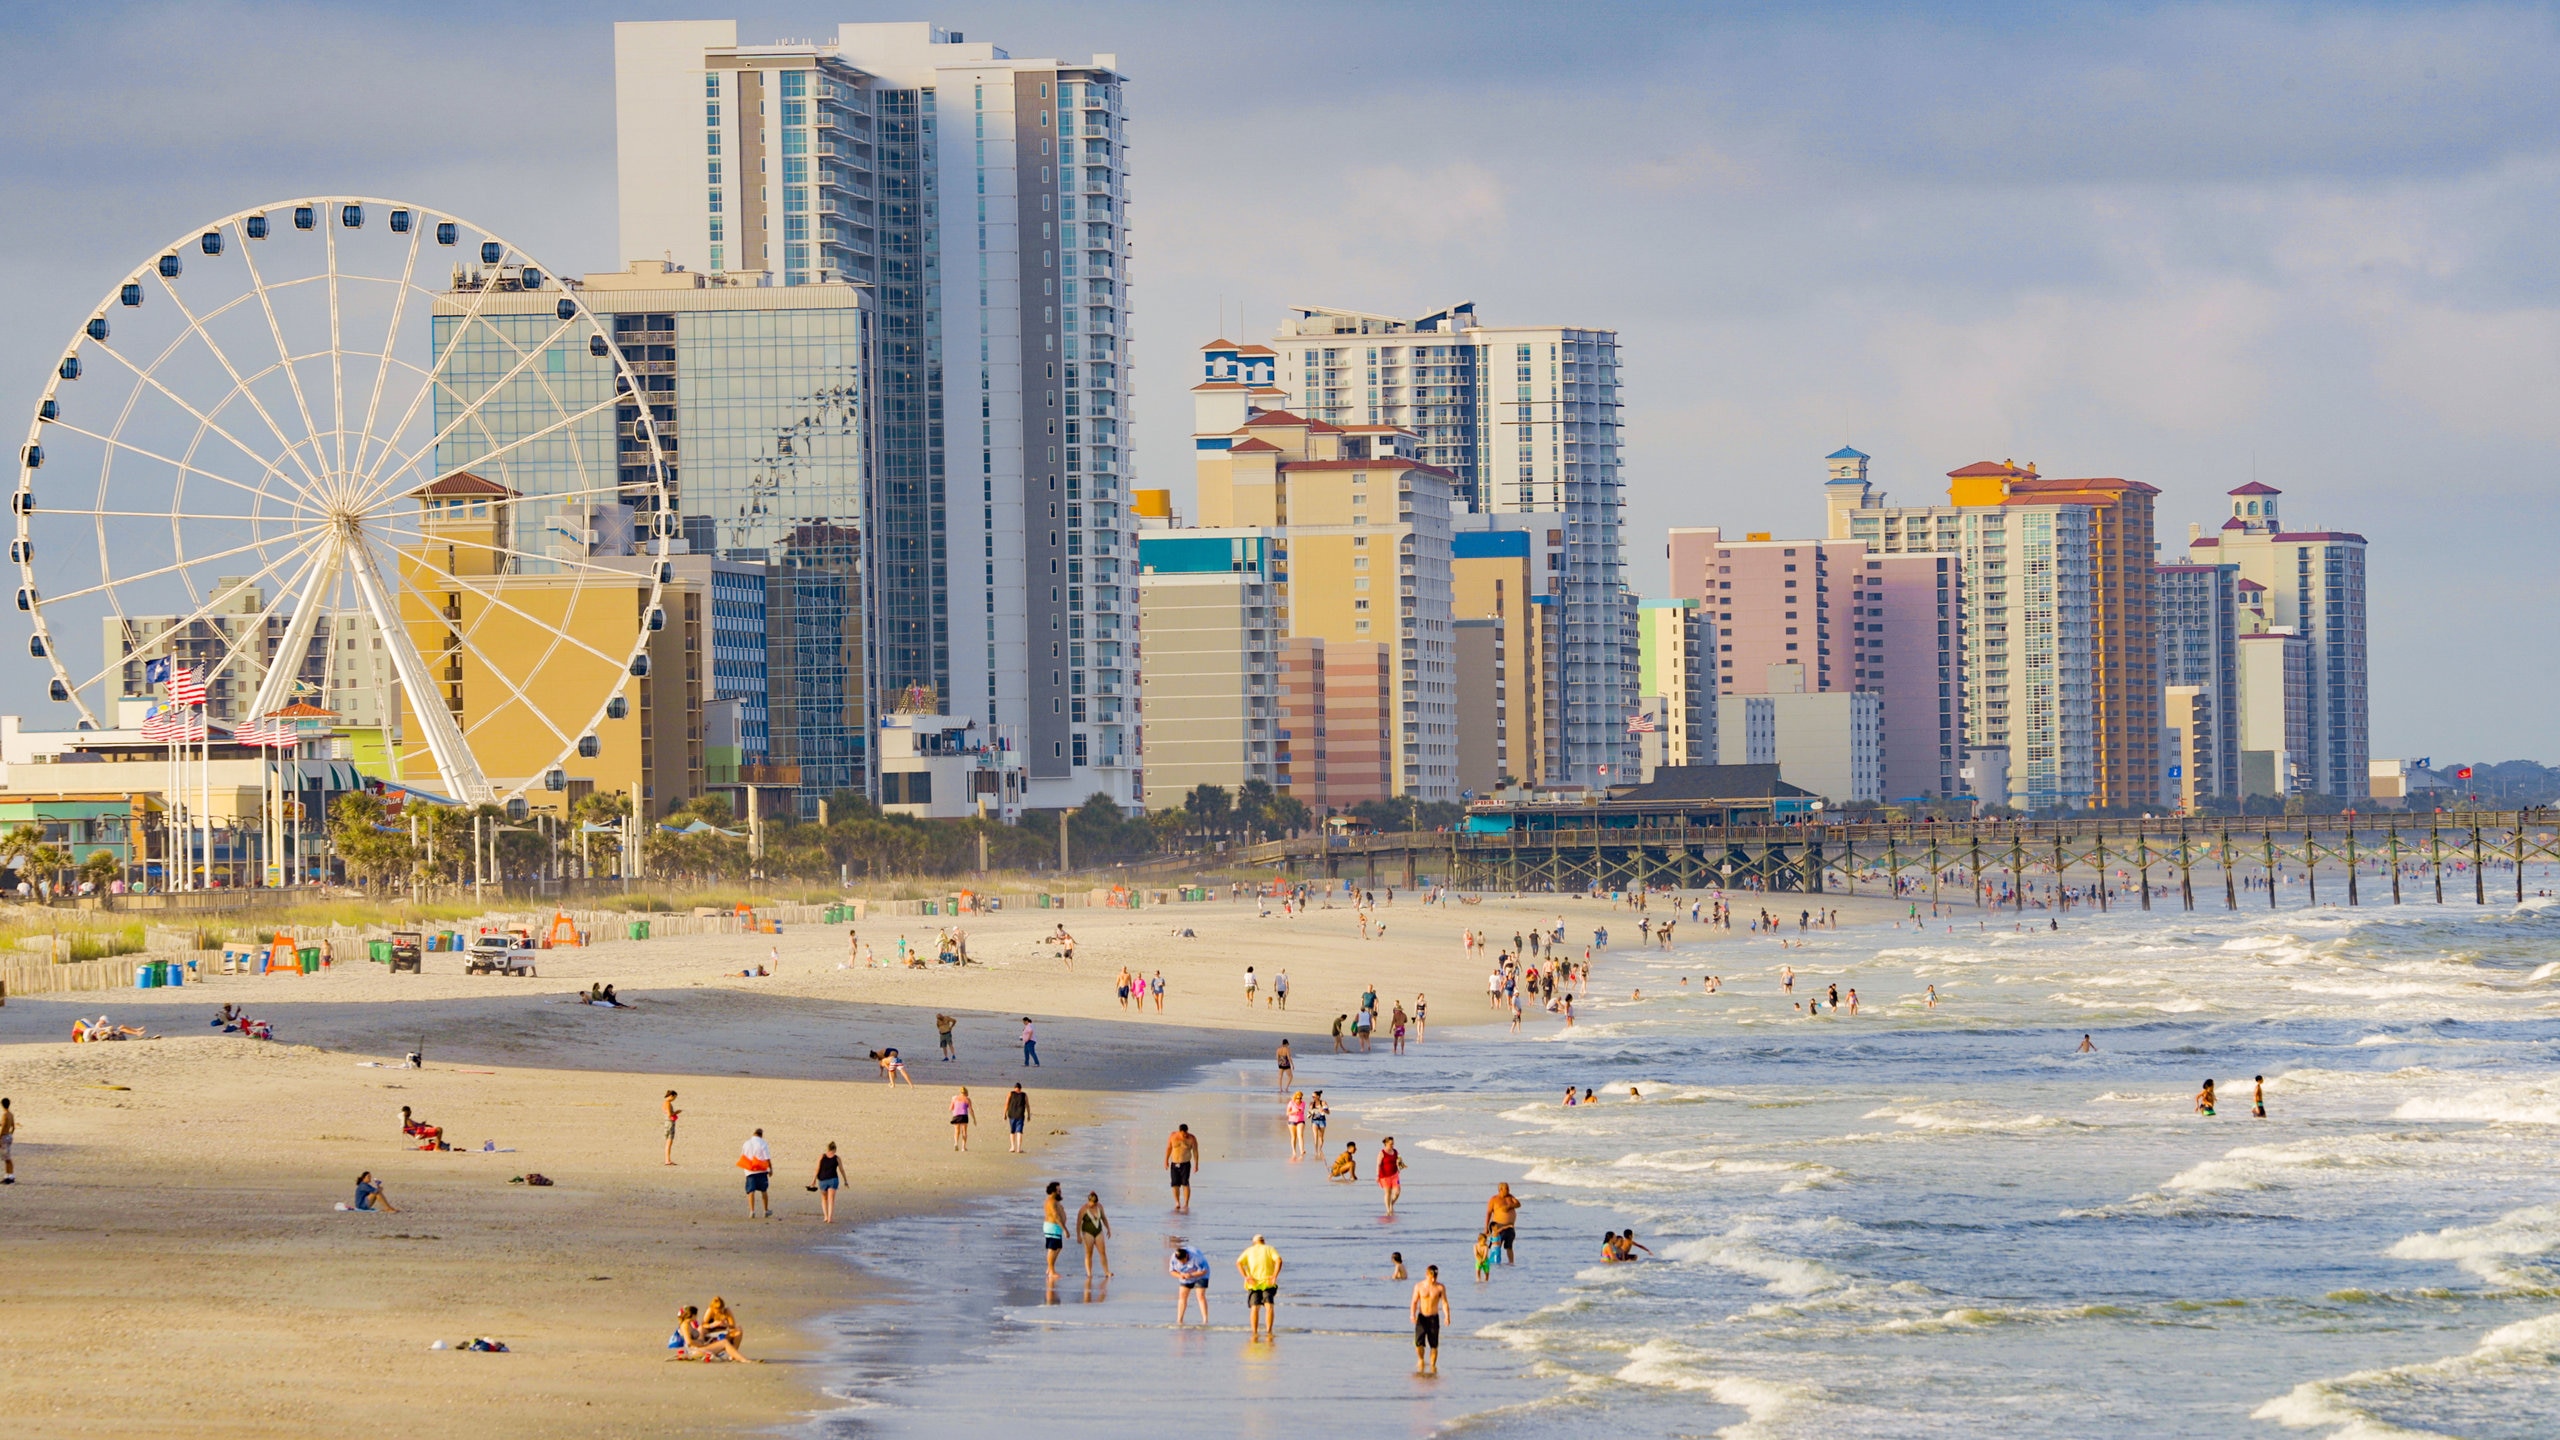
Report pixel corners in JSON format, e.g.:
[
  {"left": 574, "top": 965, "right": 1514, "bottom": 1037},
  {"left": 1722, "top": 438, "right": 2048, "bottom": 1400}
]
[
  {"left": 1240, "top": 409, "right": 1344, "bottom": 434},
  {"left": 1947, "top": 461, "right": 2035, "bottom": 479},
  {"left": 1234, "top": 344, "right": 1277, "bottom": 355},
  {"left": 414, "top": 470, "right": 514, "bottom": 497},
  {"left": 2227, "top": 481, "right": 2282, "bottom": 496},
  {"left": 1198, "top": 338, "right": 1238, "bottom": 350},
  {"left": 1279, "top": 458, "right": 1457, "bottom": 481},
  {"left": 1227, "top": 438, "right": 1282, "bottom": 454}
]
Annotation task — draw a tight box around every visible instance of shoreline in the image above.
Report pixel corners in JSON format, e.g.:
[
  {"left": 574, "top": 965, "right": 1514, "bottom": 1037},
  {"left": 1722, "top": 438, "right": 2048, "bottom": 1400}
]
[{"left": 2, "top": 886, "right": 1928, "bottom": 1437}]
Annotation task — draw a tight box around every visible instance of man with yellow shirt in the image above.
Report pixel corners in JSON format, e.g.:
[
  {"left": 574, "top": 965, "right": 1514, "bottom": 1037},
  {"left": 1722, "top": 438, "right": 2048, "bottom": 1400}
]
[{"left": 1235, "top": 1234, "right": 1284, "bottom": 1342}]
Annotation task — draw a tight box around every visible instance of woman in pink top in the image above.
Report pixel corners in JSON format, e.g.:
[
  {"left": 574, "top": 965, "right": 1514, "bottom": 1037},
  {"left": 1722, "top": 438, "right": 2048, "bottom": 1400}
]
[
  {"left": 1286, "top": 1091, "right": 1308, "bottom": 1159},
  {"left": 949, "top": 1087, "right": 975, "bottom": 1151}
]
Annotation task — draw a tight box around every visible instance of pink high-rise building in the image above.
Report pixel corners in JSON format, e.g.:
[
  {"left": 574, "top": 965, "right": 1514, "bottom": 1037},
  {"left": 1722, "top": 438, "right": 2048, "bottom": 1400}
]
[{"left": 1667, "top": 448, "right": 1962, "bottom": 801}]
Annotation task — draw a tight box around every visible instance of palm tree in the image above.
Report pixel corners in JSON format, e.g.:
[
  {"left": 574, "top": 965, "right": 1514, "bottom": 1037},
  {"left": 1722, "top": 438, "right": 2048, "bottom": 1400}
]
[
  {"left": 1184, "top": 784, "right": 1233, "bottom": 848},
  {"left": 1267, "top": 794, "right": 1313, "bottom": 839},
  {"left": 0, "top": 823, "right": 67, "bottom": 898},
  {"left": 1235, "top": 779, "right": 1277, "bottom": 844}
]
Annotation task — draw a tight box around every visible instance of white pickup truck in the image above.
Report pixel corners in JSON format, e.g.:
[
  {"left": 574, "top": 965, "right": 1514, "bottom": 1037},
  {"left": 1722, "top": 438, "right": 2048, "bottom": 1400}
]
[{"left": 464, "top": 934, "right": 539, "bottom": 976}]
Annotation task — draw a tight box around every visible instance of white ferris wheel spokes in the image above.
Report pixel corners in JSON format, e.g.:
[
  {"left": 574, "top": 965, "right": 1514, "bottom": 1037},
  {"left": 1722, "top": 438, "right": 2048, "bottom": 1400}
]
[{"left": 15, "top": 197, "right": 671, "bottom": 807}]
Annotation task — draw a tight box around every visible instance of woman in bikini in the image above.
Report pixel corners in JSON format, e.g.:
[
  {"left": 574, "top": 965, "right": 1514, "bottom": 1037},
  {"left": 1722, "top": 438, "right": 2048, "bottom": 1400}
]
[{"left": 1076, "top": 1191, "right": 1114, "bottom": 1278}]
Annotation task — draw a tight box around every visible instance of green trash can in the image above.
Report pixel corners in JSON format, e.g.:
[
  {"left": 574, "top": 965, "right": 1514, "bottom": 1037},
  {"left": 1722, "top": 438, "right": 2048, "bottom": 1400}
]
[
  {"left": 368, "top": 940, "right": 392, "bottom": 963},
  {"left": 298, "top": 947, "right": 320, "bottom": 974},
  {"left": 627, "top": 920, "right": 650, "bottom": 941}
]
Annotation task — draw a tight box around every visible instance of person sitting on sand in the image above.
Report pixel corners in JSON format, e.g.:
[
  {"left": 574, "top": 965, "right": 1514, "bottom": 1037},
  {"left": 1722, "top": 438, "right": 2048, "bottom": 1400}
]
[
  {"left": 698, "top": 1297, "right": 759, "bottom": 1361},
  {"left": 870, "top": 1049, "right": 915, "bottom": 1086},
  {"left": 1329, "top": 1140, "right": 1360, "bottom": 1180},
  {"left": 210, "top": 1004, "right": 241, "bottom": 1030},
  {"left": 353, "top": 1171, "right": 398, "bottom": 1212},
  {"left": 668, "top": 1303, "right": 754, "bottom": 1362},
  {"left": 399, "top": 1106, "right": 444, "bottom": 1147}
]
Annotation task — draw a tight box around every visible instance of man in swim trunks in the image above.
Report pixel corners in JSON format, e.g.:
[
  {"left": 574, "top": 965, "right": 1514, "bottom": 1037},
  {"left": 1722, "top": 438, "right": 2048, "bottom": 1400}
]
[
  {"left": 1484, "top": 1182, "right": 1522, "bottom": 1264},
  {"left": 662, "top": 1090, "right": 680, "bottom": 1166},
  {"left": 1410, "top": 1264, "right": 1451, "bottom": 1375},
  {"left": 1236, "top": 1234, "right": 1283, "bottom": 1341},
  {"left": 1165, "top": 1123, "right": 1200, "bottom": 1213},
  {"left": 1005, "top": 1083, "right": 1030, "bottom": 1152},
  {"left": 1169, "top": 1242, "right": 1211, "bottom": 1324}
]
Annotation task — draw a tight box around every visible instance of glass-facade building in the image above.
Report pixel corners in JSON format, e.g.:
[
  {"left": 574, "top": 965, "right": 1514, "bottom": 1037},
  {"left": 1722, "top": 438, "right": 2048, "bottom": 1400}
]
[
  {"left": 430, "top": 277, "right": 871, "bottom": 815},
  {"left": 615, "top": 21, "right": 1140, "bottom": 815}
]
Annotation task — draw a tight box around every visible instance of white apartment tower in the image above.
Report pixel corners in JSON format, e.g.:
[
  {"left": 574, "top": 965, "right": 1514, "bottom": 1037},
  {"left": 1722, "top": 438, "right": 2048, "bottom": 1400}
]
[
  {"left": 2188, "top": 483, "right": 2368, "bottom": 798},
  {"left": 615, "top": 20, "right": 1137, "bottom": 810},
  {"left": 1262, "top": 305, "right": 1635, "bottom": 787}
]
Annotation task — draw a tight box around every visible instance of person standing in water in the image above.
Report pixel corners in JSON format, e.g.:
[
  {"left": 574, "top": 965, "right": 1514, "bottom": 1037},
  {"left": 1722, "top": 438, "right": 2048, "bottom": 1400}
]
[
  {"left": 2252, "top": 1075, "right": 2268, "bottom": 1118},
  {"left": 2077, "top": 1034, "right": 2095, "bottom": 1053},
  {"left": 1042, "top": 1181, "right": 1068, "bottom": 1282},
  {"left": 1166, "top": 1123, "right": 1201, "bottom": 1212},
  {"left": 1410, "top": 1264, "right": 1452, "bottom": 1376},
  {"left": 1377, "top": 1137, "right": 1405, "bottom": 1217},
  {"left": 2196, "top": 1078, "right": 2217, "bottom": 1116},
  {"left": 1237, "top": 1234, "right": 1284, "bottom": 1342}
]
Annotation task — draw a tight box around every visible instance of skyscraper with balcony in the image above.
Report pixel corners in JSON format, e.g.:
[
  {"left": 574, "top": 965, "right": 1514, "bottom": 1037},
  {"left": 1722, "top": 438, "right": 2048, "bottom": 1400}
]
[
  {"left": 1261, "top": 306, "right": 1634, "bottom": 787},
  {"left": 2186, "top": 483, "right": 2368, "bottom": 798},
  {"left": 615, "top": 20, "right": 1137, "bottom": 810}
]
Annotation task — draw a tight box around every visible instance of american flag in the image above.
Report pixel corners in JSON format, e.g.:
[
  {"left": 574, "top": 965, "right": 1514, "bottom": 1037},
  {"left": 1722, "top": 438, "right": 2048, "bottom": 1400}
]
[
  {"left": 140, "top": 704, "right": 206, "bottom": 742},
  {"left": 167, "top": 665, "right": 207, "bottom": 706},
  {"left": 1625, "top": 711, "right": 1659, "bottom": 734}
]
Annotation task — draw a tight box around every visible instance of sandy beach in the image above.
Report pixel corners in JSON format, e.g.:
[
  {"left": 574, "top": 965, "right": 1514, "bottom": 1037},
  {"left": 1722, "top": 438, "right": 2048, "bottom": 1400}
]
[{"left": 0, "top": 884, "right": 1913, "bottom": 1437}]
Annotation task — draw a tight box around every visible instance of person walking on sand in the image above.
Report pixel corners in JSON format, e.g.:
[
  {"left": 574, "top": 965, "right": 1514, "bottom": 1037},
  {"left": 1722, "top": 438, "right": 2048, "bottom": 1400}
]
[
  {"left": 937, "top": 1013, "right": 958, "bottom": 1060},
  {"left": 1274, "top": 969, "right": 1290, "bottom": 1011},
  {"left": 1287, "top": 1090, "right": 1309, "bottom": 1159},
  {"left": 949, "top": 1086, "right": 975, "bottom": 1151},
  {"left": 0, "top": 1096, "right": 14, "bottom": 1183},
  {"left": 1005, "top": 1083, "right": 1030, "bottom": 1153},
  {"left": 1410, "top": 1264, "right": 1451, "bottom": 1376},
  {"left": 812, "top": 1142, "right": 843, "bottom": 1222},
  {"left": 1042, "top": 1181, "right": 1068, "bottom": 1282},
  {"left": 1166, "top": 1123, "right": 1201, "bottom": 1212},
  {"left": 1244, "top": 965, "right": 1258, "bottom": 1005},
  {"left": 1310, "top": 1091, "right": 1330, "bottom": 1156},
  {"left": 662, "top": 1090, "right": 681, "bottom": 1166},
  {"left": 1020, "top": 1017, "right": 1041, "bottom": 1067},
  {"left": 1076, "top": 1191, "right": 1114, "bottom": 1278},
  {"left": 1275, "top": 1038, "right": 1295, "bottom": 1091},
  {"left": 739, "top": 1129, "right": 774, "bottom": 1217},
  {"left": 1332, "top": 1013, "right": 1348, "bottom": 1052},
  {"left": 1378, "top": 1137, "right": 1405, "bottom": 1217},
  {"left": 1169, "top": 1241, "right": 1212, "bottom": 1324},
  {"left": 1390, "top": 1002, "right": 1408, "bottom": 1055},
  {"left": 1237, "top": 1234, "right": 1284, "bottom": 1342},
  {"left": 1152, "top": 970, "right": 1167, "bottom": 1012}
]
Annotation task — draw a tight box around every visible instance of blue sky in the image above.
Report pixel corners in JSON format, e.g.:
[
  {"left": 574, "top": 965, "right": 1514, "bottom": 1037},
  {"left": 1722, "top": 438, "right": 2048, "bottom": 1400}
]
[{"left": 4, "top": 2, "right": 2553, "bottom": 759}]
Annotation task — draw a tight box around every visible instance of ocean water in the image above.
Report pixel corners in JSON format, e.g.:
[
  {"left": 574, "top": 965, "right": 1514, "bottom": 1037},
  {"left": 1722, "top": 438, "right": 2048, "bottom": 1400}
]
[{"left": 810, "top": 886, "right": 2560, "bottom": 1439}]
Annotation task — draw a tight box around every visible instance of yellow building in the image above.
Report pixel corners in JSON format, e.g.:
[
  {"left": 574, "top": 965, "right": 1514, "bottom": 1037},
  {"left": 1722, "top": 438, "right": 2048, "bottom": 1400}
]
[
  {"left": 1451, "top": 529, "right": 1546, "bottom": 789},
  {"left": 1192, "top": 340, "right": 1460, "bottom": 801},
  {"left": 394, "top": 473, "right": 720, "bottom": 817}
]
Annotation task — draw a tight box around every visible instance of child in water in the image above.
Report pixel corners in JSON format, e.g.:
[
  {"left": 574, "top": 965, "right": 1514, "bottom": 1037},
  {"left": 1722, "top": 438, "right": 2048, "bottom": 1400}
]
[
  {"left": 2196, "top": 1078, "right": 2217, "bottom": 1117},
  {"left": 1474, "top": 1230, "right": 1494, "bottom": 1282}
]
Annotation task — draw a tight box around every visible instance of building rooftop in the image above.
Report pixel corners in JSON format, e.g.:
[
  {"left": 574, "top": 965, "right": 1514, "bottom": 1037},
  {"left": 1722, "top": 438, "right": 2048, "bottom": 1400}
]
[
  {"left": 2228, "top": 481, "right": 2283, "bottom": 496},
  {"left": 1826, "top": 446, "right": 1870, "bottom": 460}
]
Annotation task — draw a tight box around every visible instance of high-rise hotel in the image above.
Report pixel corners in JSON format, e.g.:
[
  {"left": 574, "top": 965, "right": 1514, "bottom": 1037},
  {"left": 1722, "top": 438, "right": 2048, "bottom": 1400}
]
[
  {"left": 615, "top": 21, "right": 1137, "bottom": 809},
  {"left": 1261, "top": 305, "right": 1635, "bottom": 787}
]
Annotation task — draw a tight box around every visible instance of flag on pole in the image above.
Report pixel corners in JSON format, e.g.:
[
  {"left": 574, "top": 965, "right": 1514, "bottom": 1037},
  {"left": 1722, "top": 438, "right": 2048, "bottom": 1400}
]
[
  {"left": 144, "top": 657, "right": 171, "bottom": 686},
  {"left": 1625, "top": 711, "right": 1659, "bottom": 734},
  {"left": 140, "top": 704, "right": 206, "bottom": 742},
  {"left": 168, "top": 665, "right": 207, "bottom": 706}
]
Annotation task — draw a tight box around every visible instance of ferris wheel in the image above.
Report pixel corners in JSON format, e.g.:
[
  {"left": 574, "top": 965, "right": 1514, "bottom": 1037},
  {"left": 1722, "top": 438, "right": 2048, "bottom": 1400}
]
[{"left": 14, "top": 196, "right": 672, "bottom": 806}]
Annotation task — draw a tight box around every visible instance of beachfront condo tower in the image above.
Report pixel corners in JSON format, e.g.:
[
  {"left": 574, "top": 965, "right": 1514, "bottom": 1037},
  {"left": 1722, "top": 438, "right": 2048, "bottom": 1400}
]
[
  {"left": 1262, "top": 306, "right": 1635, "bottom": 789},
  {"left": 615, "top": 20, "right": 1138, "bottom": 811}
]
